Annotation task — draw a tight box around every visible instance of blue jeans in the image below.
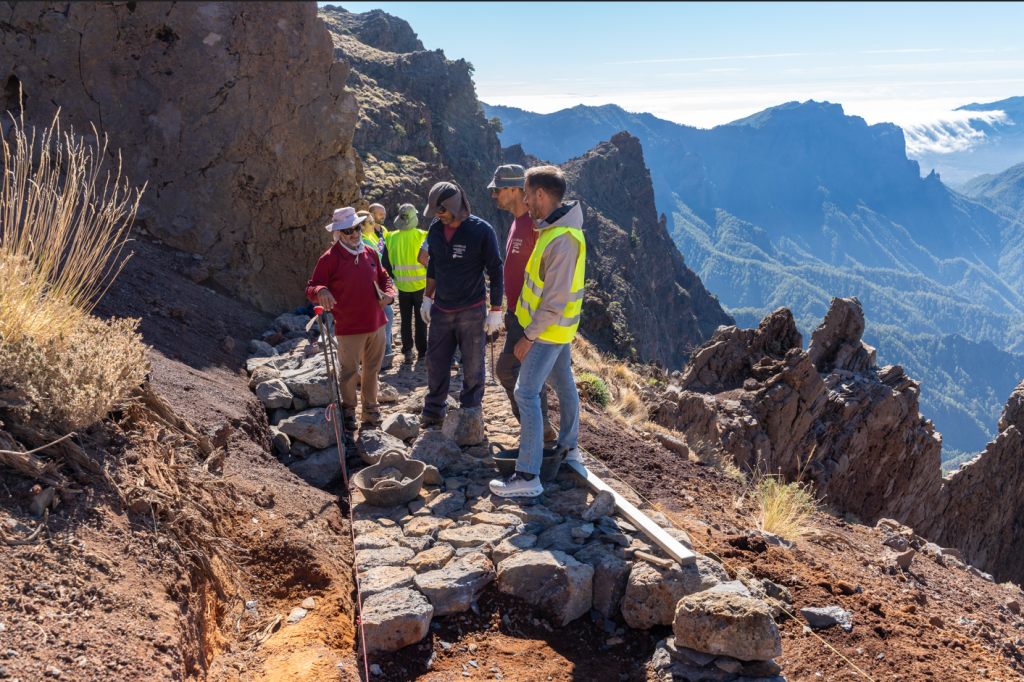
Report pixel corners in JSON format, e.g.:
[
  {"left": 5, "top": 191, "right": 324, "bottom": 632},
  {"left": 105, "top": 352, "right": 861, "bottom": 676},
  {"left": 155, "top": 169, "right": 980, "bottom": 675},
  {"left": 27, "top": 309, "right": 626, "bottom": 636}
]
[
  {"left": 514, "top": 341, "right": 579, "bottom": 475},
  {"left": 423, "top": 304, "right": 486, "bottom": 419},
  {"left": 383, "top": 304, "right": 394, "bottom": 356}
]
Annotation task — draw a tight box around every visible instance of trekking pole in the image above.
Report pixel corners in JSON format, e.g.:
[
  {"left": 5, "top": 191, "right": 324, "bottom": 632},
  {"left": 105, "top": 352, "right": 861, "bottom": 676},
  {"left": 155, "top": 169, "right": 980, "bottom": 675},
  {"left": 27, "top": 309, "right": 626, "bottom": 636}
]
[{"left": 308, "top": 306, "right": 347, "bottom": 482}]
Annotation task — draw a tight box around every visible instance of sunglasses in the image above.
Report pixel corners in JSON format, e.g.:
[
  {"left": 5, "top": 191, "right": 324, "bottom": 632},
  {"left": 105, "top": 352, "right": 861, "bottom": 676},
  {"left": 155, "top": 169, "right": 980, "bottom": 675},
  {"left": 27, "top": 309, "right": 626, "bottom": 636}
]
[{"left": 337, "top": 226, "right": 359, "bottom": 235}]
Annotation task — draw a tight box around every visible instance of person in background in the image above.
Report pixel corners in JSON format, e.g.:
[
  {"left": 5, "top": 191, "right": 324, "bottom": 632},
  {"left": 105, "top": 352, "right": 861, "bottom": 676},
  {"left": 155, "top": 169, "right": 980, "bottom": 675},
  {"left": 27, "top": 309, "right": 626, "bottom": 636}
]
[
  {"left": 369, "top": 203, "right": 387, "bottom": 228},
  {"left": 306, "top": 207, "right": 396, "bottom": 429},
  {"left": 489, "top": 164, "right": 557, "bottom": 443},
  {"left": 359, "top": 209, "right": 394, "bottom": 369},
  {"left": 490, "top": 166, "right": 585, "bottom": 498},
  {"left": 418, "top": 182, "right": 504, "bottom": 428},
  {"left": 383, "top": 204, "right": 428, "bottom": 363}
]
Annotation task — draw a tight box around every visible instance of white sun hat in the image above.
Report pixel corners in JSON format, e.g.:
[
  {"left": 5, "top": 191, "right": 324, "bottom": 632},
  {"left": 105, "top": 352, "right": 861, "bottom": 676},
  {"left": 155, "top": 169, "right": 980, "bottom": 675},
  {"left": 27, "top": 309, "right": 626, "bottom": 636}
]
[{"left": 324, "top": 206, "right": 367, "bottom": 232}]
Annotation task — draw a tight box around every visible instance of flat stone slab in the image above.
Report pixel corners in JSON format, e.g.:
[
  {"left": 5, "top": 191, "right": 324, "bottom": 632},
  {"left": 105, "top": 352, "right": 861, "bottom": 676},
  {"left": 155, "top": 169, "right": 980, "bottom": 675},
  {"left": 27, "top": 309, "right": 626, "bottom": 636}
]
[
  {"left": 355, "top": 532, "right": 401, "bottom": 551},
  {"left": 503, "top": 503, "right": 563, "bottom": 529},
  {"left": 413, "top": 553, "right": 495, "bottom": 615},
  {"left": 408, "top": 544, "right": 456, "bottom": 573},
  {"left": 470, "top": 512, "right": 521, "bottom": 527},
  {"left": 492, "top": 534, "right": 537, "bottom": 565},
  {"left": 360, "top": 566, "right": 417, "bottom": 598},
  {"left": 437, "top": 523, "right": 513, "bottom": 549},
  {"left": 356, "top": 546, "right": 414, "bottom": 573},
  {"left": 674, "top": 591, "right": 783, "bottom": 662},
  {"left": 425, "top": 491, "right": 466, "bottom": 517},
  {"left": 497, "top": 550, "right": 593, "bottom": 627},
  {"left": 361, "top": 588, "right": 433, "bottom": 653},
  {"left": 402, "top": 516, "right": 455, "bottom": 538}
]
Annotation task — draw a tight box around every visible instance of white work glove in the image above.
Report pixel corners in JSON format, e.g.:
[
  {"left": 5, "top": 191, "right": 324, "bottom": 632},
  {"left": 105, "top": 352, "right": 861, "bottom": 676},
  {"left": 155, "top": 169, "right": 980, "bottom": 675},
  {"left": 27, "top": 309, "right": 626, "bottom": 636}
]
[
  {"left": 484, "top": 309, "right": 503, "bottom": 334},
  {"left": 420, "top": 296, "right": 433, "bottom": 324}
]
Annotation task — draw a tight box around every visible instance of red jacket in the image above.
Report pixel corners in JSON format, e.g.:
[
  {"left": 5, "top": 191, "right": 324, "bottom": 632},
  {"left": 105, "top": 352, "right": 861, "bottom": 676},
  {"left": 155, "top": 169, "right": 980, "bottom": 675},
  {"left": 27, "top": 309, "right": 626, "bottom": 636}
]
[{"left": 306, "top": 242, "right": 395, "bottom": 336}]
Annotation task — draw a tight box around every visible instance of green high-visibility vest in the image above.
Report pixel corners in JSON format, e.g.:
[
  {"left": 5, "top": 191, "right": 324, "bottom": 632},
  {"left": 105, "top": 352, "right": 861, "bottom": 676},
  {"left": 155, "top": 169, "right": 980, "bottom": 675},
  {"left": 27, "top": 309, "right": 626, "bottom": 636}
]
[
  {"left": 516, "top": 226, "right": 586, "bottom": 344},
  {"left": 384, "top": 228, "right": 428, "bottom": 292}
]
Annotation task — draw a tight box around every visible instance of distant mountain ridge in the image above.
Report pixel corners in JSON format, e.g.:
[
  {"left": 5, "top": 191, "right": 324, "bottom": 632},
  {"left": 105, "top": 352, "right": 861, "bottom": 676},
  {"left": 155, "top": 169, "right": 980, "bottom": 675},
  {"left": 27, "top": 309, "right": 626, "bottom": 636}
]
[
  {"left": 958, "top": 161, "right": 1024, "bottom": 226},
  {"left": 486, "top": 99, "right": 1024, "bottom": 457}
]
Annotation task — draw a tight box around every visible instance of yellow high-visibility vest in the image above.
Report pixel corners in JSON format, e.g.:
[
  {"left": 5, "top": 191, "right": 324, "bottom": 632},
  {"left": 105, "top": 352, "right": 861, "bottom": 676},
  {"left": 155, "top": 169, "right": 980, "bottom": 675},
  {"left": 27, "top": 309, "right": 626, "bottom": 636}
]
[
  {"left": 516, "top": 226, "right": 586, "bottom": 343},
  {"left": 384, "top": 228, "right": 428, "bottom": 292}
]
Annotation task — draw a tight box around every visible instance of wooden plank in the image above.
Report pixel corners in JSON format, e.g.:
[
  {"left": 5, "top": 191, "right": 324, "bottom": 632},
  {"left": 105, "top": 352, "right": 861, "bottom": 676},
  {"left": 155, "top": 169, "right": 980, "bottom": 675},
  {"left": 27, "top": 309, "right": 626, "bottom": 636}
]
[{"left": 567, "top": 459, "right": 696, "bottom": 567}]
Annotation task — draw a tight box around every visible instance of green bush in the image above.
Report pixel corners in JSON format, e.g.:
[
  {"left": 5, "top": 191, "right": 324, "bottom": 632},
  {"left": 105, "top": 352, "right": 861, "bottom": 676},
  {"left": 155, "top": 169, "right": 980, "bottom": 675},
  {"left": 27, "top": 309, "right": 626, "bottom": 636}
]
[
  {"left": 630, "top": 227, "right": 640, "bottom": 248},
  {"left": 489, "top": 116, "right": 504, "bottom": 134},
  {"left": 576, "top": 371, "right": 610, "bottom": 407},
  {"left": 394, "top": 124, "right": 407, "bottom": 137}
]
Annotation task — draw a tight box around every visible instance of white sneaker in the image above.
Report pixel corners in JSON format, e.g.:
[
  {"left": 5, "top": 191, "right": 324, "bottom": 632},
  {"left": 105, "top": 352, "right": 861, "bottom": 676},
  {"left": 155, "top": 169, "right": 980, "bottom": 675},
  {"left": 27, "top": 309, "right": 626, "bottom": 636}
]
[
  {"left": 563, "top": 446, "right": 583, "bottom": 464},
  {"left": 489, "top": 472, "right": 543, "bottom": 498}
]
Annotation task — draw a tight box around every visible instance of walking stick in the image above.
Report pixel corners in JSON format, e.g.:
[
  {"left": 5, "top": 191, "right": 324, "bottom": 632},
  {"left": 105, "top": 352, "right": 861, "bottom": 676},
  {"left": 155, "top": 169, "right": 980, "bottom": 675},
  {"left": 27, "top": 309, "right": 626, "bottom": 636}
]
[{"left": 308, "top": 306, "right": 347, "bottom": 481}]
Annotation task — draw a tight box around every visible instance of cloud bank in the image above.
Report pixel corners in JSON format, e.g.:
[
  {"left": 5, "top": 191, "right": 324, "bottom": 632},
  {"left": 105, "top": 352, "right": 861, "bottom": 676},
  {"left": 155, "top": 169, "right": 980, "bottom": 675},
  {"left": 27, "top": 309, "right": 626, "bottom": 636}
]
[{"left": 901, "top": 110, "right": 1012, "bottom": 156}]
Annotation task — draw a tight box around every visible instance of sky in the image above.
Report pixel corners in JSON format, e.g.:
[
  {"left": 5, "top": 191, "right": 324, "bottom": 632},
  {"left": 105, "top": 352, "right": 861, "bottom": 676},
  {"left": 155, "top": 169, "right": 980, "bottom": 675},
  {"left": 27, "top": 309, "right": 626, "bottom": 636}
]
[{"left": 322, "top": 1, "right": 1024, "bottom": 139}]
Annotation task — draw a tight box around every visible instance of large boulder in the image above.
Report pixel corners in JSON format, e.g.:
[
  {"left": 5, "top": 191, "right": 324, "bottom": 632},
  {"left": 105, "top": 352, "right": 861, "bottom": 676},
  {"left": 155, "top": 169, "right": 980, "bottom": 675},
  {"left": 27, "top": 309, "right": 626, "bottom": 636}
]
[
  {"left": 575, "top": 544, "right": 632, "bottom": 620},
  {"left": 279, "top": 365, "right": 330, "bottom": 407},
  {"left": 278, "top": 408, "right": 337, "bottom": 449},
  {"left": 359, "top": 566, "right": 416, "bottom": 598},
  {"left": 255, "top": 379, "right": 293, "bottom": 410},
  {"left": 442, "top": 406, "right": 485, "bottom": 446},
  {"left": 409, "top": 431, "right": 462, "bottom": 470},
  {"left": 361, "top": 588, "right": 433, "bottom": 653},
  {"left": 492, "top": 534, "right": 538, "bottom": 565},
  {"left": 673, "top": 591, "right": 782, "bottom": 662},
  {"left": 497, "top": 550, "right": 593, "bottom": 626},
  {"left": 288, "top": 446, "right": 343, "bottom": 488},
  {"left": 413, "top": 553, "right": 495, "bottom": 615},
  {"left": 620, "top": 556, "right": 728, "bottom": 630}
]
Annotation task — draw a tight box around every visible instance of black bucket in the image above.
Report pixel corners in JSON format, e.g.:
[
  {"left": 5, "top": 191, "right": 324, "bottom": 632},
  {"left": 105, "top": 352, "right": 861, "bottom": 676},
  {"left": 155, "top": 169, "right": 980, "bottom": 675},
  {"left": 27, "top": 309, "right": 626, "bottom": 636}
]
[{"left": 489, "top": 443, "right": 566, "bottom": 482}]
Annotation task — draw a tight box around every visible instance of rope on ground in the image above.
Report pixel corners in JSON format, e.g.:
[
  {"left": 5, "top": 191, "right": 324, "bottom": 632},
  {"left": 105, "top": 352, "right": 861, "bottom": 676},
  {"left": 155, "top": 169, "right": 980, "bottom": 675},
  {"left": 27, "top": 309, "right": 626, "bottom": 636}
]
[{"left": 578, "top": 444, "right": 878, "bottom": 682}]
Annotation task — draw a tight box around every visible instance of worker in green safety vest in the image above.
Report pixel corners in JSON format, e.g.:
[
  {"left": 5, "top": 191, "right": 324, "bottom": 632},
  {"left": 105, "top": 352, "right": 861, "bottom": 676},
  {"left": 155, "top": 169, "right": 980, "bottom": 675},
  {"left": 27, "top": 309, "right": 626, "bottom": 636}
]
[
  {"left": 383, "top": 204, "right": 429, "bottom": 362},
  {"left": 490, "top": 165, "right": 586, "bottom": 498}
]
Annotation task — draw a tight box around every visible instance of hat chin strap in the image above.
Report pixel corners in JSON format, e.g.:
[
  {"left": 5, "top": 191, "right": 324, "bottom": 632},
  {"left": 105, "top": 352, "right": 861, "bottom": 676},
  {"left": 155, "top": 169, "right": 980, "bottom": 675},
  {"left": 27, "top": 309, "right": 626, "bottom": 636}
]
[{"left": 338, "top": 238, "right": 362, "bottom": 262}]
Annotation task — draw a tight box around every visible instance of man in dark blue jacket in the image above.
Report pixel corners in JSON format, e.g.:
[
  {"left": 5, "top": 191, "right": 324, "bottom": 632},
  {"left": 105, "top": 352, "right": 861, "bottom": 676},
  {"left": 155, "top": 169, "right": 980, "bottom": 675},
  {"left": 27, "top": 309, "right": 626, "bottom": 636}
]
[{"left": 418, "top": 182, "right": 504, "bottom": 427}]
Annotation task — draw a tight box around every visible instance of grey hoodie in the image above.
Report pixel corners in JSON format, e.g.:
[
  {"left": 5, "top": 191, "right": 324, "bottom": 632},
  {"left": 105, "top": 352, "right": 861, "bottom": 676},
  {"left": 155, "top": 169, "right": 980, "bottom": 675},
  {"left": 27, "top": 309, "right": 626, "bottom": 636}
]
[{"left": 526, "top": 200, "right": 585, "bottom": 343}]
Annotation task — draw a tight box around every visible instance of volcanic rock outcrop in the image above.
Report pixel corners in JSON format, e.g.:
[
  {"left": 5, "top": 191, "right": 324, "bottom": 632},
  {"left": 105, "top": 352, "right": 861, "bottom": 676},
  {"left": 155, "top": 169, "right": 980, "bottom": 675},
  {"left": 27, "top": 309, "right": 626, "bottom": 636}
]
[
  {"left": 1, "top": 2, "right": 363, "bottom": 311},
  {"left": 505, "top": 133, "right": 733, "bottom": 368},
  {"left": 320, "top": 6, "right": 505, "bottom": 234},
  {"left": 655, "top": 296, "right": 1024, "bottom": 583}
]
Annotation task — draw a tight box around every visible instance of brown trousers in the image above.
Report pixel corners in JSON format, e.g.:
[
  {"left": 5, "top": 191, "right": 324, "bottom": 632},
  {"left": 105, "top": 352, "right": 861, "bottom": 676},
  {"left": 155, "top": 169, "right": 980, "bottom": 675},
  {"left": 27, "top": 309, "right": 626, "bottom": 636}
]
[{"left": 336, "top": 326, "right": 385, "bottom": 420}]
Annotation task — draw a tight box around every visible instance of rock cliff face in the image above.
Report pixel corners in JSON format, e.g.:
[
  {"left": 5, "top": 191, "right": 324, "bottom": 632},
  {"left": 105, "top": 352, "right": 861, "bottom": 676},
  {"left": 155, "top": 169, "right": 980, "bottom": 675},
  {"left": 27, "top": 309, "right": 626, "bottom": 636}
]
[
  {"left": 507, "top": 133, "right": 733, "bottom": 368},
  {"left": 654, "top": 296, "right": 1024, "bottom": 583},
  {"left": 1, "top": 2, "right": 363, "bottom": 311},
  {"left": 319, "top": 6, "right": 504, "bottom": 234}
]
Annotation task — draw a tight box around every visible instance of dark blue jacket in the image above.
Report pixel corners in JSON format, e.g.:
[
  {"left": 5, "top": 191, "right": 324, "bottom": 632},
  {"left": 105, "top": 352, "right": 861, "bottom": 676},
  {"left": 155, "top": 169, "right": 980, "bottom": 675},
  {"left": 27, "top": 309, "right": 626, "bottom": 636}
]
[{"left": 425, "top": 215, "right": 504, "bottom": 311}]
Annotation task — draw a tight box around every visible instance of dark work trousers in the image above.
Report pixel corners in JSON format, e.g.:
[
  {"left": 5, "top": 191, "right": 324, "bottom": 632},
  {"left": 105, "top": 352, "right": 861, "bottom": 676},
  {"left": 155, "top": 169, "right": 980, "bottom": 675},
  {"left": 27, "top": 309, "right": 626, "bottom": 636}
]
[
  {"left": 496, "top": 311, "right": 550, "bottom": 424},
  {"left": 423, "top": 303, "right": 486, "bottom": 419},
  {"left": 398, "top": 289, "right": 427, "bottom": 355}
]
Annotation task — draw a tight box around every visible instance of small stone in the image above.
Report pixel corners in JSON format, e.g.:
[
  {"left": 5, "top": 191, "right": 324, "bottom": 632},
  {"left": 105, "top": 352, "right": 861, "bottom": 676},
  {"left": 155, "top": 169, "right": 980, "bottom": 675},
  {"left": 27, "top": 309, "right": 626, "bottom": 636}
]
[
  {"left": 437, "top": 524, "right": 513, "bottom": 549},
  {"left": 408, "top": 544, "right": 456, "bottom": 573},
  {"left": 571, "top": 523, "right": 595, "bottom": 539},
  {"left": 801, "top": 606, "right": 854, "bottom": 633},
  {"left": 582, "top": 490, "right": 615, "bottom": 522},
  {"left": 219, "top": 335, "right": 235, "bottom": 353},
  {"left": 470, "top": 512, "right": 521, "bottom": 527},
  {"left": 270, "top": 427, "right": 291, "bottom": 456},
  {"left": 423, "top": 465, "right": 443, "bottom": 486},
  {"left": 1007, "top": 600, "right": 1021, "bottom": 615},
  {"left": 382, "top": 412, "right": 421, "bottom": 441},
  {"left": 396, "top": 535, "right": 433, "bottom": 553},
  {"left": 362, "top": 588, "right": 433, "bottom": 653},
  {"left": 674, "top": 591, "right": 782, "bottom": 661},
  {"left": 442, "top": 405, "right": 485, "bottom": 446},
  {"left": 44, "top": 665, "right": 63, "bottom": 678},
  {"left": 360, "top": 566, "right": 417, "bottom": 597},
  {"left": 895, "top": 549, "right": 916, "bottom": 570},
  {"left": 370, "top": 663, "right": 383, "bottom": 675},
  {"left": 256, "top": 379, "right": 294, "bottom": 410},
  {"left": 414, "top": 553, "right": 495, "bottom": 615},
  {"left": 644, "top": 511, "right": 673, "bottom": 528},
  {"left": 402, "top": 516, "right": 455, "bottom": 538},
  {"left": 301, "top": 597, "right": 315, "bottom": 609},
  {"left": 287, "top": 607, "right": 307, "bottom": 623}
]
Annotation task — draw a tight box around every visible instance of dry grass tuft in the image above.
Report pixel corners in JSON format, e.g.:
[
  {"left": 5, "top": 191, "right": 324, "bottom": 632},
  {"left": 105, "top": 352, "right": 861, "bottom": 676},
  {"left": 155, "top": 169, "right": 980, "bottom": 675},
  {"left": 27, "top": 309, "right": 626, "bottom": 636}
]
[
  {"left": 1, "top": 103, "right": 147, "bottom": 432},
  {"left": 746, "top": 472, "right": 820, "bottom": 542},
  {"left": 572, "top": 337, "right": 651, "bottom": 427}
]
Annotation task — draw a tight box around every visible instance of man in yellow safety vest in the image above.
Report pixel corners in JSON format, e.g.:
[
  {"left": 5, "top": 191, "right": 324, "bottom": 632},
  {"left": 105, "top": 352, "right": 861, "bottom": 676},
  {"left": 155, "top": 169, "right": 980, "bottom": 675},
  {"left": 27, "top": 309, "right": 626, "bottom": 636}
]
[
  {"left": 490, "top": 165, "right": 586, "bottom": 498},
  {"left": 383, "top": 204, "right": 428, "bottom": 362}
]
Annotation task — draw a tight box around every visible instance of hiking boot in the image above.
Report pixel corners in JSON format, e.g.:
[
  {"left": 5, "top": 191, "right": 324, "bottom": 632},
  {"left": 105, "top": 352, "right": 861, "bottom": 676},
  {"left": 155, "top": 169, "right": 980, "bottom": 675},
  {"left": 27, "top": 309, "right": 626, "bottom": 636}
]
[
  {"left": 419, "top": 414, "right": 445, "bottom": 428},
  {"left": 489, "top": 472, "right": 543, "bottom": 498},
  {"left": 401, "top": 351, "right": 415, "bottom": 364},
  {"left": 343, "top": 415, "right": 359, "bottom": 431},
  {"left": 362, "top": 411, "right": 383, "bottom": 426},
  {"left": 542, "top": 420, "right": 558, "bottom": 443},
  {"left": 380, "top": 354, "right": 394, "bottom": 371}
]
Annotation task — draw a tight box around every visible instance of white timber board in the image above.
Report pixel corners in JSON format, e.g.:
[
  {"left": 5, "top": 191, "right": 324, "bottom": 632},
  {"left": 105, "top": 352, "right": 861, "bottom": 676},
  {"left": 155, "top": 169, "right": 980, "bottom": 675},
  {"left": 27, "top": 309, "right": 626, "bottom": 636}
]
[{"left": 567, "top": 459, "right": 696, "bottom": 567}]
